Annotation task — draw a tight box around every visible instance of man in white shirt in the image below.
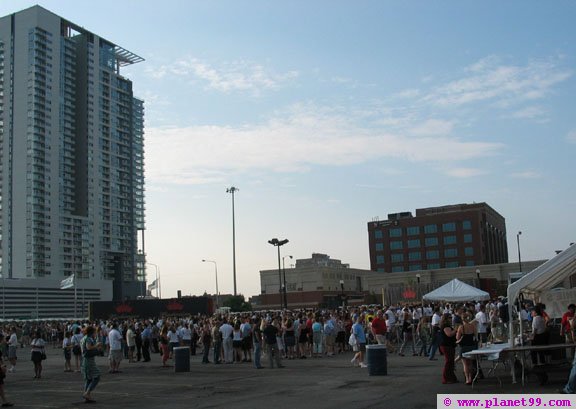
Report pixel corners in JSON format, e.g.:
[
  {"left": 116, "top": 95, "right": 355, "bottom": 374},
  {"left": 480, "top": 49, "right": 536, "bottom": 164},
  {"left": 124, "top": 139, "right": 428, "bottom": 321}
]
[
  {"left": 219, "top": 318, "right": 234, "bottom": 364},
  {"left": 108, "top": 322, "right": 123, "bottom": 373},
  {"left": 475, "top": 304, "right": 488, "bottom": 346},
  {"left": 126, "top": 325, "right": 136, "bottom": 363},
  {"left": 180, "top": 324, "right": 192, "bottom": 347},
  {"left": 428, "top": 307, "right": 442, "bottom": 360},
  {"left": 7, "top": 327, "right": 18, "bottom": 372}
]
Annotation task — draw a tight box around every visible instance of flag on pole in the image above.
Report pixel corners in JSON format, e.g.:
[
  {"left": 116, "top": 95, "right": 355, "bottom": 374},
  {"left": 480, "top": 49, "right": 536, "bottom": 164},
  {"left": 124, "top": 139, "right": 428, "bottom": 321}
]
[
  {"left": 147, "top": 279, "right": 158, "bottom": 291},
  {"left": 60, "top": 274, "right": 74, "bottom": 290}
]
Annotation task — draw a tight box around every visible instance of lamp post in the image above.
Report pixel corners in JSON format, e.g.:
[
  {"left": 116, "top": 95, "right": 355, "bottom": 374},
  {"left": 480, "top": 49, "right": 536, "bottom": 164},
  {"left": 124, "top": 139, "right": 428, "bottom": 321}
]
[
  {"left": 147, "top": 263, "right": 160, "bottom": 298},
  {"left": 416, "top": 274, "right": 421, "bottom": 300},
  {"left": 1, "top": 273, "right": 4, "bottom": 320},
  {"left": 282, "top": 255, "right": 293, "bottom": 310},
  {"left": 226, "top": 187, "right": 239, "bottom": 296},
  {"left": 517, "top": 231, "right": 523, "bottom": 273},
  {"left": 202, "top": 259, "right": 220, "bottom": 308},
  {"left": 339, "top": 279, "right": 345, "bottom": 309},
  {"left": 268, "top": 238, "right": 289, "bottom": 309},
  {"left": 476, "top": 268, "right": 481, "bottom": 290}
]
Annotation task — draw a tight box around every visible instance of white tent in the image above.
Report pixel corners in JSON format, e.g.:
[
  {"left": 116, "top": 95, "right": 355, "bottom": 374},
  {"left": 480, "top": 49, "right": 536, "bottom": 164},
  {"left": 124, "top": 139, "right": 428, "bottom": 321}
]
[
  {"left": 423, "top": 278, "right": 490, "bottom": 302},
  {"left": 507, "top": 244, "right": 576, "bottom": 343}
]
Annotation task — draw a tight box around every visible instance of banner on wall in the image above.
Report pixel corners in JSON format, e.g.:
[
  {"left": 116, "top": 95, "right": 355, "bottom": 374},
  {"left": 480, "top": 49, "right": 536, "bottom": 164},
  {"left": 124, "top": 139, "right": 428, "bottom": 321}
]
[
  {"left": 89, "top": 296, "right": 214, "bottom": 320},
  {"left": 540, "top": 288, "right": 576, "bottom": 319}
]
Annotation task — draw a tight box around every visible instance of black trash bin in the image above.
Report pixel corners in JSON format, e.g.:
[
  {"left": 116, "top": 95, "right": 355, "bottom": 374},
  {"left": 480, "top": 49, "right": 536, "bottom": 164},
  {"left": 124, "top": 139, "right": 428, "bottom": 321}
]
[
  {"left": 173, "top": 346, "right": 190, "bottom": 372},
  {"left": 366, "top": 344, "right": 387, "bottom": 376}
]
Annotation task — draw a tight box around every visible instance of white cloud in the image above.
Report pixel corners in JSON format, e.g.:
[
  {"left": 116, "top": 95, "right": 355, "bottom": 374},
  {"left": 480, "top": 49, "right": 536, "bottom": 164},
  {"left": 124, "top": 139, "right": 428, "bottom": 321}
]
[
  {"left": 145, "top": 106, "right": 502, "bottom": 186},
  {"left": 394, "top": 88, "right": 420, "bottom": 99},
  {"left": 510, "top": 171, "right": 541, "bottom": 179},
  {"left": 443, "top": 168, "right": 488, "bottom": 178},
  {"left": 145, "top": 57, "right": 298, "bottom": 94},
  {"left": 567, "top": 130, "right": 576, "bottom": 144},
  {"left": 422, "top": 57, "right": 572, "bottom": 108},
  {"left": 408, "top": 119, "right": 454, "bottom": 136},
  {"left": 508, "top": 106, "right": 548, "bottom": 122}
]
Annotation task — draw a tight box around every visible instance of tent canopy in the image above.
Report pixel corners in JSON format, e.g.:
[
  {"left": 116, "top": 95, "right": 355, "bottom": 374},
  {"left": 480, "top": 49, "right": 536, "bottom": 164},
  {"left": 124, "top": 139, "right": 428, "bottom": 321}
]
[
  {"left": 507, "top": 244, "right": 576, "bottom": 343},
  {"left": 507, "top": 244, "right": 576, "bottom": 306},
  {"left": 423, "top": 278, "right": 489, "bottom": 302}
]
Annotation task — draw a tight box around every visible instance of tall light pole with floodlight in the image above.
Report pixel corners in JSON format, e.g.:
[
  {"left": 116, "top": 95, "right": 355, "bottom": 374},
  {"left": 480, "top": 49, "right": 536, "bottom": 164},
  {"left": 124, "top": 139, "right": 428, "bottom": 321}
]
[
  {"left": 268, "top": 238, "right": 289, "bottom": 309},
  {"left": 282, "top": 255, "right": 293, "bottom": 309},
  {"left": 226, "top": 187, "right": 239, "bottom": 296},
  {"left": 202, "top": 259, "right": 220, "bottom": 308}
]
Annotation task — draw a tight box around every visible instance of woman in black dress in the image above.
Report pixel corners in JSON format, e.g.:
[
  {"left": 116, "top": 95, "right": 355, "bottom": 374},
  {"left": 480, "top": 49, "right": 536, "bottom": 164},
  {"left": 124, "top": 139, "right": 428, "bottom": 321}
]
[{"left": 440, "top": 313, "right": 458, "bottom": 384}]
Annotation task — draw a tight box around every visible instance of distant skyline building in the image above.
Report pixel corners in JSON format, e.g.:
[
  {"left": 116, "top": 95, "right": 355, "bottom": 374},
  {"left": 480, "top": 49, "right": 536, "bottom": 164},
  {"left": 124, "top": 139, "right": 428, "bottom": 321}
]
[
  {"left": 367, "top": 203, "right": 508, "bottom": 273},
  {"left": 0, "top": 5, "right": 145, "bottom": 307},
  {"left": 259, "top": 253, "right": 372, "bottom": 309}
]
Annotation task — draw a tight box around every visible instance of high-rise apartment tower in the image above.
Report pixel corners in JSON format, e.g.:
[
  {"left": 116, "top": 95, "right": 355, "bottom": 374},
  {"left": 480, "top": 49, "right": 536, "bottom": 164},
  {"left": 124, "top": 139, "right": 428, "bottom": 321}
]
[{"left": 0, "top": 6, "right": 145, "bottom": 301}]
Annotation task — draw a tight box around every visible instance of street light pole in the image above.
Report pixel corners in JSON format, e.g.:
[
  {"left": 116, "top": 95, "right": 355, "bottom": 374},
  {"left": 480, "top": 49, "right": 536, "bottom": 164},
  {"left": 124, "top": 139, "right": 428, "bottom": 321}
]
[
  {"left": 339, "top": 279, "right": 345, "bottom": 309},
  {"left": 476, "top": 268, "right": 481, "bottom": 290},
  {"left": 226, "top": 187, "right": 239, "bottom": 296},
  {"left": 268, "top": 238, "right": 289, "bottom": 309},
  {"left": 282, "top": 255, "right": 293, "bottom": 310},
  {"left": 517, "top": 231, "right": 523, "bottom": 273},
  {"left": 202, "top": 259, "right": 220, "bottom": 308}
]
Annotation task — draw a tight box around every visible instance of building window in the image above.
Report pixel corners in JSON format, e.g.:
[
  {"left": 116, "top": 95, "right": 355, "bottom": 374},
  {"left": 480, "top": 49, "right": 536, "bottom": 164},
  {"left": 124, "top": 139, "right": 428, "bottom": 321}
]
[
  {"left": 427, "top": 263, "right": 440, "bottom": 269},
  {"left": 376, "top": 255, "right": 385, "bottom": 264},
  {"left": 465, "top": 247, "right": 474, "bottom": 256},
  {"left": 392, "top": 266, "right": 404, "bottom": 272},
  {"left": 464, "top": 233, "right": 472, "bottom": 243},
  {"left": 425, "top": 237, "right": 438, "bottom": 247},
  {"left": 463, "top": 220, "right": 472, "bottom": 230},
  {"left": 442, "top": 222, "right": 456, "bottom": 232},
  {"left": 391, "top": 253, "right": 404, "bottom": 262},
  {"left": 424, "top": 224, "right": 438, "bottom": 234},
  {"left": 409, "top": 264, "right": 422, "bottom": 271},
  {"left": 444, "top": 248, "right": 458, "bottom": 258},
  {"left": 390, "top": 241, "right": 403, "bottom": 250},
  {"left": 407, "top": 226, "right": 420, "bottom": 236},
  {"left": 465, "top": 260, "right": 475, "bottom": 266},
  {"left": 443, "top": 235, "right": 457, "bottom": 245},
  {"left": 408, "top": 239, "right": 420, "bottom": 248},
  {"left": 426, "top": 250, "right": 439, "bottom": 259},
  {"left": 377, "top": 267, "right": 386, "bottom": 272},
  {"left": 374, "top": 230, "right": 383, "bottom": 239},
  {"left": 375, "top": 243, "right": 384, "bottom": 251},
  {"left": 446, "top": 261, "right": 459, "bottom": 268},
  {"left": 409, "top": 252, "right": 421, "bottom": 261},
  {"left": 389, "top": 228, "right": 402, "bottom": 238}
]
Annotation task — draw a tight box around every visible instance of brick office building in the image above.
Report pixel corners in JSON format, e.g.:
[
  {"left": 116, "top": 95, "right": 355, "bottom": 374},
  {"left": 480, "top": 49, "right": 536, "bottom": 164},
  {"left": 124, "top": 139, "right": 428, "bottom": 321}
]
[{"left": 367, "top": 203, "right": 508, "bottom": 273}]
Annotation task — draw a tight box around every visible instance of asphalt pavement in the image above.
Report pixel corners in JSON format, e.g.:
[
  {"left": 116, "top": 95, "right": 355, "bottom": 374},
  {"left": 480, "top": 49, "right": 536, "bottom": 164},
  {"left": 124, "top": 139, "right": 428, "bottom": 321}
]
[{"left": 2, "top": 346, "right": 571, "bottom": 409}]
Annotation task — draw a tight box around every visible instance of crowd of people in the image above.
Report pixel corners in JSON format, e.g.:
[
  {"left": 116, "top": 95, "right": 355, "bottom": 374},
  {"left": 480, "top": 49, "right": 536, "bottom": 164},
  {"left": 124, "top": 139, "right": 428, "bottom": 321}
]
[{"left": 1, "top": 297, "right": 576, "bottom": 404}]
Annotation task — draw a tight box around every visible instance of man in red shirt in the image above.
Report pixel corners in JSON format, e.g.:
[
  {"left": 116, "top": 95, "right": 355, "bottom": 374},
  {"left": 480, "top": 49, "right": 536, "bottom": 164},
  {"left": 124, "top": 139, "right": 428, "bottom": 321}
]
[
  {"left": 561, "top": 304, "right": 576, "bottom": 343},
  {"left": 371, "top": 310, "right": 391, "bottom": 351}
]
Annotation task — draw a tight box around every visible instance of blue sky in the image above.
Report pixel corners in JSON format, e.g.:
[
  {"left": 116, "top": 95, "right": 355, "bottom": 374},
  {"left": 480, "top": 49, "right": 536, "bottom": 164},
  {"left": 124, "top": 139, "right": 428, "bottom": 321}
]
[{"left": 2, "top": 1, "right": 575, "bottom": 298}]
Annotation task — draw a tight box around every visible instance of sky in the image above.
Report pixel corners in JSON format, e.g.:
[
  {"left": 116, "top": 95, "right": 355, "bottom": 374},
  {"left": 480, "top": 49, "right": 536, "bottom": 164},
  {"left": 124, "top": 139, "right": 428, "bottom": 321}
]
[{"left": 1, "top": 1, "right": 575, "bottom": 299}]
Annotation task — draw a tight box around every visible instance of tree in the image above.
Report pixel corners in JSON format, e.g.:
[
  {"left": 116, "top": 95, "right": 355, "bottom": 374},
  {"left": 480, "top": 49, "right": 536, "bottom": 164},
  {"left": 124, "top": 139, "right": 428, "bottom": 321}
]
[{"left": 224, "top": 295, "right": 251, "bottom": 312}]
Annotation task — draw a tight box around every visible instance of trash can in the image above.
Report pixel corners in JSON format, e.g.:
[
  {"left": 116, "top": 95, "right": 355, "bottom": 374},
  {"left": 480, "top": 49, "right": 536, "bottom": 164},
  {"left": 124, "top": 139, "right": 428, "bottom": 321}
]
[
  {"left": 173, "top": 346, "right": 190, "bottom": 372},
  {"left": 366, "top": 344, "right": 387, "bottom": 376}
]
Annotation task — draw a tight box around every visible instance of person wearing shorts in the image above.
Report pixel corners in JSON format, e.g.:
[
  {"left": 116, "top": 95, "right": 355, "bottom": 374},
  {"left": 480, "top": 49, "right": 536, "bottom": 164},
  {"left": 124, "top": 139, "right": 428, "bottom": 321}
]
[{"left": 108, "top": 323, "right": 123, "bottom": 374}]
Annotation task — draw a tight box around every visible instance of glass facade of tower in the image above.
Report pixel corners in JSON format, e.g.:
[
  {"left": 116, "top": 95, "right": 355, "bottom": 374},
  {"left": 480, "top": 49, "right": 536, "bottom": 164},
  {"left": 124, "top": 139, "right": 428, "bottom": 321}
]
[{"left": 0, "top": 6, "right": 146, "bottom": 300}]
